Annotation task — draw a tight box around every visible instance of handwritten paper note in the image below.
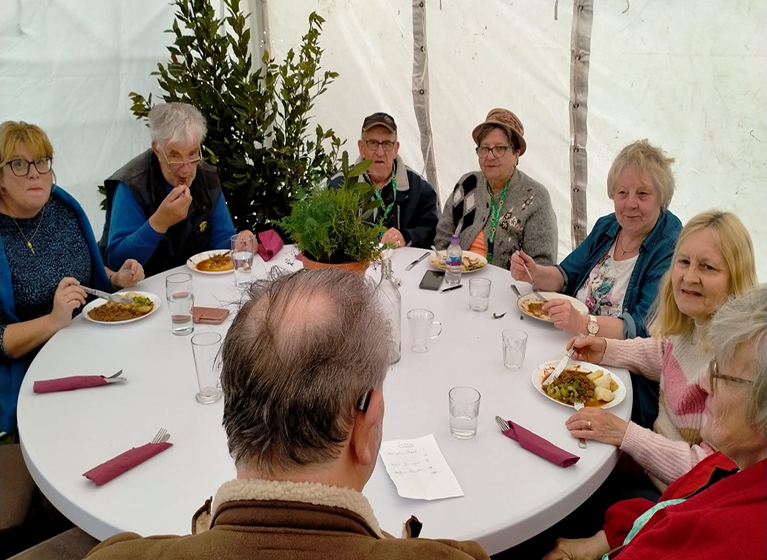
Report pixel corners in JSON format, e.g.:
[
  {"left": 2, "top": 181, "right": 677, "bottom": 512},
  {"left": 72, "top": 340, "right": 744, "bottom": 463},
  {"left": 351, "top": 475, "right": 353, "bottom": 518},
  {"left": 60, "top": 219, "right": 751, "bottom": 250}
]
[{"left": 379, "top": 434, "right": 464, "bottom": 500}]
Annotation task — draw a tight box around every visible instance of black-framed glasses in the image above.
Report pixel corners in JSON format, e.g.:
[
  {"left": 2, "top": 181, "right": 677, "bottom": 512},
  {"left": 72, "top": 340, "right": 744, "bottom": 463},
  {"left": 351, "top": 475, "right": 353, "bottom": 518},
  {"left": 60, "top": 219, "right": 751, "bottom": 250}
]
[
  {"left": 364, "top": 140, "right": 396, "bottom": 152},
  {"left": 4, "top": 157, "right": 52, "bottom": 177},
  {"left": 476, "top": 145, "right": 510, "bottom": 159},
  {"left": 707, "top": 359, "right": 753, "bottom": 393},
  {"left": 160, "top": 148, "right": 202, "bottom": 167}
]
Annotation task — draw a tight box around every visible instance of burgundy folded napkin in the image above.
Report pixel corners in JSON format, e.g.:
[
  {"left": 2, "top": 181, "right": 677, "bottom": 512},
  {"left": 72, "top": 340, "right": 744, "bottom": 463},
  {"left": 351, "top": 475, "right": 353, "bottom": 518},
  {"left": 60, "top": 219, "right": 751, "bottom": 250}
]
[
  {"left": 257, "top": 229, "right": 284, "bottom": 261},
  {"left": 83, "top": 442, "right": 173, "bottom": 486},
  {"left": 501, "top": 419, "right": 580, "bottom": 468},
  {"left": 33, "top": 376, "right": 109, "bottom": 394}
]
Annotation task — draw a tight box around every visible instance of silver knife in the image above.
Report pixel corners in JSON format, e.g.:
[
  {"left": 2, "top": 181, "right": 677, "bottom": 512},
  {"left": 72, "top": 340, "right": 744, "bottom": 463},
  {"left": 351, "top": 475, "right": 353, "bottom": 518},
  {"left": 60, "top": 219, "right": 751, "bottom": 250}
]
[
  {"left": 543, "top": 334, "right": 585, "bottom": 386},
  {"left": 81, "top": 286, "right": 134, "bottom": 305},
  {"left": 405, "top": 251, "right": 431, "bottom": 271}
]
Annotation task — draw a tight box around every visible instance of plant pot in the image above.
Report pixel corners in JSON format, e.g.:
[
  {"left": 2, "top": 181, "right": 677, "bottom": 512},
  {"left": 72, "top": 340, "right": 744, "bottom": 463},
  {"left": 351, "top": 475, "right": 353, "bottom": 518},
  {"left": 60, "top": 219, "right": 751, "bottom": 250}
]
[{"left": 301, "top": 254, "right": 369, "bottom": 275}]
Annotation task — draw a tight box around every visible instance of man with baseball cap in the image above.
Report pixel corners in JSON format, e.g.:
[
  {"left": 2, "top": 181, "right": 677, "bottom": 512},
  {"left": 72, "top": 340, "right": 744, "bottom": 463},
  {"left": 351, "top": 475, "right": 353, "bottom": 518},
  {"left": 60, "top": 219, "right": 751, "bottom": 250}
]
[{"left": 329, "top": 112, "right": 439, "bottom": 249}]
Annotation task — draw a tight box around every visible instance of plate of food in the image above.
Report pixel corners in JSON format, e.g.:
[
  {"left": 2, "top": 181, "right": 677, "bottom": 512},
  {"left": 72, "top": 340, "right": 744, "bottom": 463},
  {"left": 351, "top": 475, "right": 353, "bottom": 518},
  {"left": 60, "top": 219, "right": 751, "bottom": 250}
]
[
  {"left": 83, "top": 291, "right": 161, "bottom": 325},
  {"left": 517, "top": 292, "right": 588, "bottom": 322},
  {"left": 187, "top": 250, "right": 233, "bottom": 274},
  {"left": 429, "top": 250, "right": 487, "bottom": 273},
  {"left": 532, "top": 360, "right": 626, "bottom": 409}
]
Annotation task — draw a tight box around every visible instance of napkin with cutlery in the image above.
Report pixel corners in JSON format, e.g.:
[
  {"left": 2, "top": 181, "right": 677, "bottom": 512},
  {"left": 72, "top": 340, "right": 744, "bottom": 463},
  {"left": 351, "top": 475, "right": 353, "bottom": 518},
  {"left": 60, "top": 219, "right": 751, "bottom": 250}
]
[
  {"left": 33, "top": 374, "right": 123, "bottom": 394},
  {"left": 83, "top": 438, "right": 172, "bottom": 486},
  {"left": 499, "top": 417, "right": 580, "bottom": 468},
  {"left": 257, "top": 229, "right": 284, "bottom": 262}
]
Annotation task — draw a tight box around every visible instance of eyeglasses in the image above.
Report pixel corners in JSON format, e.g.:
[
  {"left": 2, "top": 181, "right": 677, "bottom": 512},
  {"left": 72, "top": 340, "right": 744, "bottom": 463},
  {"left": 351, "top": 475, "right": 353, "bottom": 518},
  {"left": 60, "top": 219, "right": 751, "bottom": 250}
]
[
  {"left": 476, "top": 145, "right": 510, "bottom": 159},
  {"left": 707, "top": 359, "right": 754, "bottom": 394},
  {"left": 4, "top": 157, "right": 52, "bottom": 177},
  {"left": 356, "top": 389, "right": 372, "bottom": 412},
  {"left": 160, "top": 148, "right": 202, "bottom": 168},
  {"left": 363, "top": 140, "right": 396, "bottom": 152}
]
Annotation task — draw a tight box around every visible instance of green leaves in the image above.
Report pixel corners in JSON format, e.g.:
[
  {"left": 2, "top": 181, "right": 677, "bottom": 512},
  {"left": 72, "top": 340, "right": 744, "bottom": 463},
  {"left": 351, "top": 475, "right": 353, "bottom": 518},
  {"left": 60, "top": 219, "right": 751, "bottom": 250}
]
[
  {"left": 279, "top": 153, "right": 385, "bottom": 264},
  {"left": 117, "top": 1, "right": 341, "bottom": 232}
]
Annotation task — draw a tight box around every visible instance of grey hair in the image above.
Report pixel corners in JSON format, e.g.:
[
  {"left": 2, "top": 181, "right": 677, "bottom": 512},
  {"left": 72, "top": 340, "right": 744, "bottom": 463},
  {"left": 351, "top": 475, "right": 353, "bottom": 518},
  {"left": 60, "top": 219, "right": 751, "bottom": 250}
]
[
  {"left": 220, "top": 268, "right": 391, "bottom": 475},
  {"left": 708, "top": 284, "right": 767, "bottom": 432},
  {"left": 148, "top": 102, "right": 207, "bottom": 148},
  {"left": 606, "top": 140, "right": 675, "bottom": 211}
]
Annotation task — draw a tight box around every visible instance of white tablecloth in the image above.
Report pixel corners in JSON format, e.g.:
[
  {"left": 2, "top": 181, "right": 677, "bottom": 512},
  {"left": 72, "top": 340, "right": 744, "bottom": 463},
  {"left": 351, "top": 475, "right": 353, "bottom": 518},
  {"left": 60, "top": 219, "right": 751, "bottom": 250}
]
[{"left": 18, "top": 246, "right": 632, "bottom": 554}]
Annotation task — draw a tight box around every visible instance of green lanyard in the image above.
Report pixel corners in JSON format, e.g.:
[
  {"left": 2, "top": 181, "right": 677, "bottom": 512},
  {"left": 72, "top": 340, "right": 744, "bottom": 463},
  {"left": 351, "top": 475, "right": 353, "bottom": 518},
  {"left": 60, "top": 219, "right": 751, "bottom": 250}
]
[
  {"left": 370, "top": 167, "right": 397, "bottom": 223},
  {"left": 486, "top": 179, "right": 510, "bottom": 262}
]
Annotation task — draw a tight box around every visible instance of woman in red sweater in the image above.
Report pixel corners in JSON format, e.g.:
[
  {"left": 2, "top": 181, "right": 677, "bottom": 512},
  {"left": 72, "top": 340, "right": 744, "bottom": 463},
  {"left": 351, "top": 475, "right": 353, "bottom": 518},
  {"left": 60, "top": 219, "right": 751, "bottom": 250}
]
[{"left": 544, "top": 284, "right": 766, "bottom": 560}]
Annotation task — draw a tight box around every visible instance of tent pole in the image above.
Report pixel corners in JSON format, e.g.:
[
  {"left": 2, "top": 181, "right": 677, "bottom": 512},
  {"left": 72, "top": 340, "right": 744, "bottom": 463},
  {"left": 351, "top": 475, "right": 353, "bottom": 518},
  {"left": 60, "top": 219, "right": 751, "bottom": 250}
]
[
  {"left": 411, "top": 0, "right": 441, "bottom": 206},
  {"left": 568, "top": 0, "right": 593, "bottom": 249}
]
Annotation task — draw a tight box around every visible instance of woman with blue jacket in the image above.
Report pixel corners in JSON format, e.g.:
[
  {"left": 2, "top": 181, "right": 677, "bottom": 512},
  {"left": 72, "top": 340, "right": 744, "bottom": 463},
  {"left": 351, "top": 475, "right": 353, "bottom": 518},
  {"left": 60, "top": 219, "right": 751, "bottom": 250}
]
[{"left": 512, "top": 140, "right": 681, "bottom": 341}]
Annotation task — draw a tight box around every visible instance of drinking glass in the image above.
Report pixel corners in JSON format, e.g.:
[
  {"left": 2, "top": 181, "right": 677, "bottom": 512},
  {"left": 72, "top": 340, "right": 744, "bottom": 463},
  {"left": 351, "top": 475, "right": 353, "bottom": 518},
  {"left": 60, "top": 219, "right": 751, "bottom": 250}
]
[
  {"left": 166, "top": 273, "right": 194, "bottom": 336},
  {"left": 449, "top": 386, "right": 481, "bottom": 439},
  {"left": 407, "top": 309, "right": 442, "bottom": 353},
  {"left": 502, "top": 329, "right": 528, "bottom": 370},
  {"left": 231, "top": 234, "right": 255, "bottom": 288},
  {"left": 191, "top": 332, "right": 223, "bottom": 404},
  {"left": 469, "top": 278, "right": 491, "bottom": 312}
]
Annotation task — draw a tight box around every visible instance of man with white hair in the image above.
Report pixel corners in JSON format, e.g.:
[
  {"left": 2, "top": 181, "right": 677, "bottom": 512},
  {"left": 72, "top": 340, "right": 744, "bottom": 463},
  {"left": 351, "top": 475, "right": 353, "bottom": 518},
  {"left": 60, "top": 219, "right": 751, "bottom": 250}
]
[
  {"left": 99, "top": 102, "right": 256, "bottom": 277},
  {"left": 84, "top": 268, "right": 490, "bottom": 560}
]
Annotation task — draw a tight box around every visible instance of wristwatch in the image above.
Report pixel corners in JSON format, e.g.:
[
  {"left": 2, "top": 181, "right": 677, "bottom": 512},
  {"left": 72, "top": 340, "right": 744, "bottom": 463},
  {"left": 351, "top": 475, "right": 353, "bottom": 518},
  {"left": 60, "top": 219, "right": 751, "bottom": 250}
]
[{"left": 587, "top": 315, "right": 599, "bottom": 336}]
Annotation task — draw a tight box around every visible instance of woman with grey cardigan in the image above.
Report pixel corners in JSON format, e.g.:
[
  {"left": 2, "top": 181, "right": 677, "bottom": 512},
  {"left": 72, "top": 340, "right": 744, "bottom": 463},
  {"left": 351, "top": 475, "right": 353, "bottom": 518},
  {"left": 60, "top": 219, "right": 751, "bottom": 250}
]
[{"left": 434, "top": 108, "right": 558, "bottom": 269}]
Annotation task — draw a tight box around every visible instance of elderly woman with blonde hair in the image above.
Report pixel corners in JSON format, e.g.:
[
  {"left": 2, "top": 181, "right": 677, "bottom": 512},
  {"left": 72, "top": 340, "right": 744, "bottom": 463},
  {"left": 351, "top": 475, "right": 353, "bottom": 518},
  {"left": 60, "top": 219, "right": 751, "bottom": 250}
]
[
  {"left": 564, "top": 210, "right": 757, "bottom": 492},
  {"left": 512, "top": 140, "right": 682, "bottom": 341},
  {"left": 544, "top": 284, "right": 766, "bottom": 560}
]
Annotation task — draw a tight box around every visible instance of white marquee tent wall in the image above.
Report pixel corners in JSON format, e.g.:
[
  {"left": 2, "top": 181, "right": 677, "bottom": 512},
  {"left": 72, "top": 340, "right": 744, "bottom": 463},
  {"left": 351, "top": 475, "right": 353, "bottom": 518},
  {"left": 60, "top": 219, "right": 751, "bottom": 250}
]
[{"left": 1, "top": 0, "right": 765, "bottom": 277}]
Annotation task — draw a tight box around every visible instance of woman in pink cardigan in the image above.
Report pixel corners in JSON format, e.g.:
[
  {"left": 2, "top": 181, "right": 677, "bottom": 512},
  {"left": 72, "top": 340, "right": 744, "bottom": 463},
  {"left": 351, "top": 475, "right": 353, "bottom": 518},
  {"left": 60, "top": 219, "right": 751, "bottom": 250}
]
[{"left": 565, "top": 210, "right": 757, "bottom": 490}]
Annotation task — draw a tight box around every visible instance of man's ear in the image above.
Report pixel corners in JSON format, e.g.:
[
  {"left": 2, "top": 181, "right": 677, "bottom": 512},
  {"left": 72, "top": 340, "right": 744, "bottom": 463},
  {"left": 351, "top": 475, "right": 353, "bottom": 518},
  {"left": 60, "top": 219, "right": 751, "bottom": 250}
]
[
  {"left": 350, "top": 389, "right": 383, "bottom": 467},
  {"left": 151, "top": 140, "right": 160, "bottom": 157},
  {"left": 357, "top": 139, "right": 366, "bottom": 157}
]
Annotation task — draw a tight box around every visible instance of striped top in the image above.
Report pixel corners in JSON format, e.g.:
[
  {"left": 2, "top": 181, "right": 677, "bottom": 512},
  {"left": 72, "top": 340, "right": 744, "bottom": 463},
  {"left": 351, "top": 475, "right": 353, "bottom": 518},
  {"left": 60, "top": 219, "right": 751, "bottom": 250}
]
[{"left": 603, "top": 327, "right": 714, "bottom": 490}]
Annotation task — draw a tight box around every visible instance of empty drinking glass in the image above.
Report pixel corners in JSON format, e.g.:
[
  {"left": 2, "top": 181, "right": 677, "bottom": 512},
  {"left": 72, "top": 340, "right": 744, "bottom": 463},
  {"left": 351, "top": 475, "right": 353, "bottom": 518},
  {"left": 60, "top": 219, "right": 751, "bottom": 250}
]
[
  {"left": 191, "top": 332, "right": 223, "bottom": 404},
  {"left": 449, "top": 386, "right": 481, "bottom": 439},
  {"left": 469, "top": 278, "right": 491, "bottom": 312},
  {"left": 231, "top": 234, "right": 255, "bottom": 288},
  {"left": 407, "top": 309, "right": 443, "bottom": 353},
  {"left": 166, "top": 273, "right": 194, "bottom": 336},
  {"left": 502, "top": 329, "right": 528, "bottom": 370}
]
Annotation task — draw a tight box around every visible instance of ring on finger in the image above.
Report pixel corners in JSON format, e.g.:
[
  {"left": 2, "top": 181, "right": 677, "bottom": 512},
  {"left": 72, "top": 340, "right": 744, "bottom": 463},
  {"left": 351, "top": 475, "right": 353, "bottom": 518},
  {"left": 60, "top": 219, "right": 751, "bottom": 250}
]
[{"left": 586, "top": 420, "right": 593, "bottom": 430}]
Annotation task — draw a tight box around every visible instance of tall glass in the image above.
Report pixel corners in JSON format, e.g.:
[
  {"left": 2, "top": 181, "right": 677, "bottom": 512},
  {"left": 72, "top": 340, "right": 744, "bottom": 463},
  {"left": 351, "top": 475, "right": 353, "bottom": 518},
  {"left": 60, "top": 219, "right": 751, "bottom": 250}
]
[
  {"left": 166, "top": 273, "right": 194, "bottom": 336},
  {"left": 191, "top": 332, "right": 223, "bottom": 404},
  {"left": 231, "top": 234, "right": 255, "bottom": 288}
]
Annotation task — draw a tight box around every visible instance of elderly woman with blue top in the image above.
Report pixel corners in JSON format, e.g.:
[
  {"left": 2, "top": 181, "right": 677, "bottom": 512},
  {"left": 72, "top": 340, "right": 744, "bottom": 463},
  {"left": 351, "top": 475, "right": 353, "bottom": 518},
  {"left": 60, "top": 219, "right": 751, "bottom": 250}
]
[
  {"left": 99, "top": 102, "right": 257, "bottom": 278},
  {"left": 0, "top": 121, "right": 143, "bottom": 436},
  {"left": 512, "top": 139, "right": 682, "bottom": 340}
]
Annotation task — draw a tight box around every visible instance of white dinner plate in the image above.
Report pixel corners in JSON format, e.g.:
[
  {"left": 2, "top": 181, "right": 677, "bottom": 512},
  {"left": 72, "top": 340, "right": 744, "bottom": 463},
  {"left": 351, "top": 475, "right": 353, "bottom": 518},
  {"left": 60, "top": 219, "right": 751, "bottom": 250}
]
[
  {"left": 429, "top": 250, "right": 487, "bottom": 273},
  {"left": 531, "top": 360, "right": 626, "bottom": 410},
  {"left": 82, "top": 291, "right": 161, "bottom": 325},
  {"left": 186, "top": 250, "right": 234, "bottom": 274},
  {"left": 517, "top": 292, "right": 588, "bottom": 322}
]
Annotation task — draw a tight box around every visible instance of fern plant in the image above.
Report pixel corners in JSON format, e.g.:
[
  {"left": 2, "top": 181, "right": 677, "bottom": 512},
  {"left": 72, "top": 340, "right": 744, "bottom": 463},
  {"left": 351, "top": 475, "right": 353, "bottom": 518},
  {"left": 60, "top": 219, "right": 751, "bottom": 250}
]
[
  {"left": 279, "top": 153, "right": 385, "bottom": 264},
  {"left": 123, "top": 0, "right": 341, "bottom": 231}
]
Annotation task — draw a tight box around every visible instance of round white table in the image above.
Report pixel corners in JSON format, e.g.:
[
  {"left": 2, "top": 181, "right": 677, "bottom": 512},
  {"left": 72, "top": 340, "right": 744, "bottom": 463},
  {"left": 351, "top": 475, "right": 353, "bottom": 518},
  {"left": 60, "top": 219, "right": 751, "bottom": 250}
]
[{"left": 18, "top": 246, "right": 632, "bottom": 555}]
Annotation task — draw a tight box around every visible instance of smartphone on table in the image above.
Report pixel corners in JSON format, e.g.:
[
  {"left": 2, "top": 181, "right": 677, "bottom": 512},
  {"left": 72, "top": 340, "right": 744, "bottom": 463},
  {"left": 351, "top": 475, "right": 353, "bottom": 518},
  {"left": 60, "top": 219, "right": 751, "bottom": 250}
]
[{"left": 419, "top": 270, "right": 445, "bottom": 291}]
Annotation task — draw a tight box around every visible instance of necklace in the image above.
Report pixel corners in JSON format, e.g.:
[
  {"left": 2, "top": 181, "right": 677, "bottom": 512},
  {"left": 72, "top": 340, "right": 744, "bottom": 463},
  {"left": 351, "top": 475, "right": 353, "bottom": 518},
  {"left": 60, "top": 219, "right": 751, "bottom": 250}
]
[
  {"left": 9, "top": 204, "right": 46, "bottom": 255},
  {"left": 618, "top": 231, "right": 640, "bottom": 257}
]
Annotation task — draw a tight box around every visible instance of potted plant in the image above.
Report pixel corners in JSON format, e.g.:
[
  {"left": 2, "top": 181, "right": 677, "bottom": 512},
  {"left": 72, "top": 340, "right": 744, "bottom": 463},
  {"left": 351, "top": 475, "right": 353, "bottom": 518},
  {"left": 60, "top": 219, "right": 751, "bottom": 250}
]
[{"left": 279, "top": 153, "right": 385, "bottom": 274}]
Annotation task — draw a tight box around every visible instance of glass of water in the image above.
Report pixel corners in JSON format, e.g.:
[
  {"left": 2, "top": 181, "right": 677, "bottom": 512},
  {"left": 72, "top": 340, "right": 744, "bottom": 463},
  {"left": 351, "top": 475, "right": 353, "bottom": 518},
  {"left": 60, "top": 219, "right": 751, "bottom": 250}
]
[
  {"left": 449, "top": 386, "right": 481, "bottom": 439},
  {"left": 502, "top": 329, "right": 528, "bottom": 370},
  {"left": 191, "top": 332, "right": 223, "bottom": 404},
  {"left": 231, "top": 234, "right": 255, "bottom": 288},
  {"left": 166, "top": 273, "right": 194, "bottom": 336}
]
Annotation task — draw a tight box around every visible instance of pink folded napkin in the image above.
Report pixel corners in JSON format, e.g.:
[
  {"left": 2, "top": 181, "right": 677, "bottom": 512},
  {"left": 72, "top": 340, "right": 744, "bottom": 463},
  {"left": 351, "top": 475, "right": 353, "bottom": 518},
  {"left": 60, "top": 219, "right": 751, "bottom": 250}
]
[
  {"left": 33, "top": 376, "right": 109, "bottom": 394},
  {"left": 83, "top": 442, "right": 173, "bottom": 486},
  {"left": 257, "top": 229, "right": 284, "bottom": 261},
  {"left": 501, "top": 418, "right": 580, "bottom": 468}
]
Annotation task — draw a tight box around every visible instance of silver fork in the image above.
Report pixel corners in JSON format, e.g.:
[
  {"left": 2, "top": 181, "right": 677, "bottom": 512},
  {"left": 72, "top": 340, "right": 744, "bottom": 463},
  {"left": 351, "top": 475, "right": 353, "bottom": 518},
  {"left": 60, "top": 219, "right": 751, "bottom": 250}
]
[
  {"left": 104, "top": 369, "right": 126, "bottom": 384},
  {"left": 495, "top": 416, "right": 510, "bottom": 431},
  {"left": 151, "top": 428, "right": 169, "bottom": 444},
  {"left": 521, "top": 262, "right": 549, "bottom": 302},
  {"left": 572, "top": 402, "right": 587, "bottom": 449}
]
